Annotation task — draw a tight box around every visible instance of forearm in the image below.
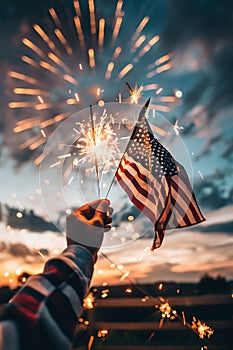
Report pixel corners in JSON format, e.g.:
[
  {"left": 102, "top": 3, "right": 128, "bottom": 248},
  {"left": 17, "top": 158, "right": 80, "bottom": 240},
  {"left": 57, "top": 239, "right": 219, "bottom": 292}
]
[{"left": 2, "top": 245, "right": 94, "bottom": 350}]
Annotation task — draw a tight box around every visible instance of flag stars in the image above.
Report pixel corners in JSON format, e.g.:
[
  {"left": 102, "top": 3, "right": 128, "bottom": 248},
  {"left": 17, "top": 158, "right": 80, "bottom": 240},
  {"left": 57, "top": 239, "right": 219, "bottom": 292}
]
[{"left": 128, "top": 116, "right": 178, "bottom": 177}]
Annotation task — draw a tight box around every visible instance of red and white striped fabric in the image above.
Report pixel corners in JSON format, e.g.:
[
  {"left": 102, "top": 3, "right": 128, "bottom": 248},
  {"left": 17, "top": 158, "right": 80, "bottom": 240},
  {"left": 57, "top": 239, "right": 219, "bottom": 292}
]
[
  {"left": 1, "top": 245, "right": 94, "bottom": 350},
  {"left": 116, "top": 100, "right": 205, "bottom": 250}
]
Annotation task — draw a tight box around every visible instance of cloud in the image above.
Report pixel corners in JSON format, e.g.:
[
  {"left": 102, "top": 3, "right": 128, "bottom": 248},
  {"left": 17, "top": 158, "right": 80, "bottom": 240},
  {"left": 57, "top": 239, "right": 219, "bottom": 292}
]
[
  {"left": 8, "top": 242, "right": 32, "bottom": 256},
  {"left": 183, "top": 76, "right": 210, "bottom": 109},
  {"left": 0, "top": 239, "right": 50, "bottom": 258},
  {"left": 192, "top": 220, "right": 233, "bottom": 234},
  {"left": 194, "top": 134, "right": 223, "bottom": 160},
  {"left": 222, "top": 138, "right": 233, "bottom": 160},
  {"left": 161, "top": 0, "right": 233, "bottom": 53},
  {"left": 93, "top": 229, "right": 233, "bottom": 285},
  {"left": 0, "top": 205, "right": 232, "bottom": 286},
  {"left": 5, "top": 205, "right": 60, "bottom": 233},
  {"left": 159, "top": 0, "right": 233, "bottom": 162},
  {"left": 193, "top": 167, "right": 233, "bottom": 210},
  {"left": 196, "top": 180, "right": 231, "bottom": 210},
  {"left": 95, "top": 205, "right": 233, "bottom": 284}
]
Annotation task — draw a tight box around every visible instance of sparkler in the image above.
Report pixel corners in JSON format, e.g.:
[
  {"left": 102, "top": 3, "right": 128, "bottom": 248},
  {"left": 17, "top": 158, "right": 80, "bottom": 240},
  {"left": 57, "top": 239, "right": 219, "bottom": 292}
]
[
  {"left": 192, "top": 317, "right": 214, "bottom": 339},
  {"left": 153, "top": 298, "right": 177, "bottom": 328},
  {"left": 126, "top": 82, "right": 144, "bottom": 104},
  {"left": 72, "top": 112, "right": 120, "bottom": 174},
  {"left": 7, "top": 0, "right": 179, "bottom": 164}
]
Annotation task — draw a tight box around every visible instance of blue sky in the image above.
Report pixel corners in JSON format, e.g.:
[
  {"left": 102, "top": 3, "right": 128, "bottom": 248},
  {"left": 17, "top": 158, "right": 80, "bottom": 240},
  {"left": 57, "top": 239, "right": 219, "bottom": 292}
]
[{"left": 0, "top": 0, "right": 233, "bottom": 286}]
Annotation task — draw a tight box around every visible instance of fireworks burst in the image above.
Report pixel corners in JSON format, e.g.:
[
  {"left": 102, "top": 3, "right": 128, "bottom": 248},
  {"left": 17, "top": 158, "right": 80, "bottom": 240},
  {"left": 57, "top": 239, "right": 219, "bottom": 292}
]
[
  {"left": 192, "top": 317, "right": 214, "bottom": 339},
  {"left": 7, "top": 0, "right": 181, "bottom": 164}
]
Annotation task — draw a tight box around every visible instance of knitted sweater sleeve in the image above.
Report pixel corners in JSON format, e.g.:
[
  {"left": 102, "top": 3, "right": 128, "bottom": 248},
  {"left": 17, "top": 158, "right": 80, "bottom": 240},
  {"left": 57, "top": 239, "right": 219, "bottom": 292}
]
[{"left": 1, "top": 245, "right": 94, "bottom": 350}]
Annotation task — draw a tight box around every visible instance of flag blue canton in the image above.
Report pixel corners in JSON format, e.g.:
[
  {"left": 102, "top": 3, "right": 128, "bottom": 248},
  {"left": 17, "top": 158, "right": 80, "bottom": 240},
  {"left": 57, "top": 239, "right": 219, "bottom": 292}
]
[{"left": 128, "top": 115, "right": 178, "bottom": 177}]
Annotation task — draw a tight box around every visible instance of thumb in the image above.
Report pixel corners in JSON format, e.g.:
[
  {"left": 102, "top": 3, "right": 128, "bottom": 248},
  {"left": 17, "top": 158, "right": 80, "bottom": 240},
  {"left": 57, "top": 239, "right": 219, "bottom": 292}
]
[{"left": 92, "top": 199, "right": 110, "bottom": 226}]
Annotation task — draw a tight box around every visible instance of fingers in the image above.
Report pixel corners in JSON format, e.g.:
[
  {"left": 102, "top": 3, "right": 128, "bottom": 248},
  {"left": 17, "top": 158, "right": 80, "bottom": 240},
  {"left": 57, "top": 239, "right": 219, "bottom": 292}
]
[
  {"left": 73, "top": 199, "right": 113, "bottom": 230},
  {"left": 66, "top": 199, "right": 113, "bottom": 256},
  {"left": 74, "top": 199, "right": 110, "bottom": 220},
  {"left": 107, "top": 206, "right": 114, "bottom": 215},
  {"left": 103, "top": 212, "right": 112, "bottom": 232},
  {"left": 95, "top": 199, "right": 111, "bottom": 213}
]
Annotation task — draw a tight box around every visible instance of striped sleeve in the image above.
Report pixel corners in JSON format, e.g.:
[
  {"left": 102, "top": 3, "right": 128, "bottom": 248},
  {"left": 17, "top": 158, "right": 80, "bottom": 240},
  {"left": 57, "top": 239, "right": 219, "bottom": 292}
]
[{"left": 2, "top": 245, "right": 94, "bottom": 350}]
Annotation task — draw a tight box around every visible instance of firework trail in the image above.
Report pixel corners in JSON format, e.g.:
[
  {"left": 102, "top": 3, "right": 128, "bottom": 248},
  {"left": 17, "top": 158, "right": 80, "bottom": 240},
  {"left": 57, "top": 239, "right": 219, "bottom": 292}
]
[{"left": 7, "top": 0, "right": 181, "bottom": 164}]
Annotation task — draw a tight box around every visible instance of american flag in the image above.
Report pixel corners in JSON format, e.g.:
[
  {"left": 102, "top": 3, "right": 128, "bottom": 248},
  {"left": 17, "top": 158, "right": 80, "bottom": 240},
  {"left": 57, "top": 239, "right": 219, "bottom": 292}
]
[{"left": 116, "top": 99, "right": 205, "bottom": 250}]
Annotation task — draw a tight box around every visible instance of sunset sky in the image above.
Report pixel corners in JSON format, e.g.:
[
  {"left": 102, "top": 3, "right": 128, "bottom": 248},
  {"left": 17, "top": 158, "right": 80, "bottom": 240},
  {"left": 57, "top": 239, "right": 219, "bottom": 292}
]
[{"left": 0, "top": 0, "right": 232, "bottom": 287}]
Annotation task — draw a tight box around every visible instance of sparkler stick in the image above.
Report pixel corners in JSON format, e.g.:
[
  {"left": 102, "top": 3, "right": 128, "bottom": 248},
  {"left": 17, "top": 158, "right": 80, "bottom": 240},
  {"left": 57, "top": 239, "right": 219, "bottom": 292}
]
[
  {"left": 90, "top": 105, "right": 101, "bottom": 198},
  {"left": 105, "top": 98, "right": 150, "bottom": 199},
  {"left": 104, "top": 140, "right": 125, "bottom": 199},
  {"left": 126, "top": 82, "right": 133, "bottom": 94}
]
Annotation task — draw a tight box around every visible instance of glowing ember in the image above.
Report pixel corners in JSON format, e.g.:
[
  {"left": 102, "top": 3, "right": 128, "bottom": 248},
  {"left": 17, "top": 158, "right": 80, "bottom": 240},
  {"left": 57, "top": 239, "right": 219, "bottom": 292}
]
[
  {"left": 159, "top": 301, "right": 172, "bottom": 318},
  {"left": 83, "top": 292, "right": 95, "bottom": 309},
  {"left": 97, "top": 329, "right": 108, "bottom": 338}
]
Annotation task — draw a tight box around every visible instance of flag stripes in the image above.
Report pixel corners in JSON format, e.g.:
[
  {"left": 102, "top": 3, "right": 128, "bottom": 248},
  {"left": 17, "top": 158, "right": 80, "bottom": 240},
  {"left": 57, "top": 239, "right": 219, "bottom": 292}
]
[
  {"left": 116, "top": 100, "right": 205, "bottom": 249},
  {"left": 116, "top": 153, "right": 169, "bottom": 224}
]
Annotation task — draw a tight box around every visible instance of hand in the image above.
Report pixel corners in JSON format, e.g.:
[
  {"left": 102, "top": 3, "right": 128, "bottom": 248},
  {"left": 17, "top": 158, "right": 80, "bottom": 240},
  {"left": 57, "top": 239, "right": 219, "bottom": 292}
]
[{"left": 66, "top": 199, "right": 113, "bottom": 261}]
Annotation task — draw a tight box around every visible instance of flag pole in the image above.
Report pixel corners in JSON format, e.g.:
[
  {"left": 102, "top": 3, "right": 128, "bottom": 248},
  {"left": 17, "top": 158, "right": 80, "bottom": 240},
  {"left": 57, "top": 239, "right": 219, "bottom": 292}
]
[
  {"left": 90, "top": 105, "right": 101, "bottom": 198},
  {"left": 104, "top": 142, "right": 127, "bottom": 199},
  {"left": 105, "top": 98, "right": 150, "bottom": 199}
]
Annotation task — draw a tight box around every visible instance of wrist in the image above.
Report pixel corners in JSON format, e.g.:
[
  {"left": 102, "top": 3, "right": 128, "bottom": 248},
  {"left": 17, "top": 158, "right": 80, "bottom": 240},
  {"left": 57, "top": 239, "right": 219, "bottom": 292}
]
[{"left": 66, "top": 238, "right": 99, "bottom": 263}]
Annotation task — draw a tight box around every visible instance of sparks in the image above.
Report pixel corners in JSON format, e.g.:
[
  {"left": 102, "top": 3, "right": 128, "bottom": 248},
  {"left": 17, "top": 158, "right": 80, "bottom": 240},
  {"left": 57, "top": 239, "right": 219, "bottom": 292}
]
[
  {"left": 159, "top": 301, "right": 172, "bottom": 318},
  {"left": 36, "top": 250, "right": 45, "bottom": 259},
  {"left": 83, "top": 292, "right": 95, "bottom": 309},
  {"left": 57, "top": 153, "right": 72, "bottom": 159},
  {"left": 192, "top": 317, "right": 214, "bottom": 339},
  {"left": 128, "top": 83, "right": 144, "bottom": 104},
  {"left": 49, "top": 161, "right": 61, "bottom": 168},
  {"left": 40, "top": 129, "right": 46, "bottom": 138},
  {"left": 173, "top": 119, "right": 184, "bottom": 136},
  {"left": 97, "top": 329, "right": 108, "bottom": 339},
  {"left": 73, "top": 113, "right": 120, "bottom": 173},
  {"left": 198, "top": 170, "right": 204, "bottom": 180},
  {"left": 87, "top": 336, "right": 95, "bottom": 350}
]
